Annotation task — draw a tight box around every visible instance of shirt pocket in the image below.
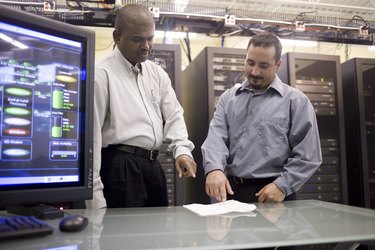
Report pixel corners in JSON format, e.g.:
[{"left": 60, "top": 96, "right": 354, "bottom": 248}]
[
  {"left": 256, "top": 118, "right": 289, "bottom": 157},
  {"left": 151, "top": 90, "right": 162, "bottom": 119},
  {"left": 152, "top": 92, "right": 161, "bottom": 104}
]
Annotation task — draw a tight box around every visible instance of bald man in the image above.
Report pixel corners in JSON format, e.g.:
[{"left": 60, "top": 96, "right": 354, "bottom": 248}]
[{"left": 86, "top": 4, "right": 196, "bottom": 208}]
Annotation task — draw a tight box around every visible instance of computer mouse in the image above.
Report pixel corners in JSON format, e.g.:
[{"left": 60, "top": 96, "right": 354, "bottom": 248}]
[{"left": 59, "top": 214, "right": 88, "bottom": 232}]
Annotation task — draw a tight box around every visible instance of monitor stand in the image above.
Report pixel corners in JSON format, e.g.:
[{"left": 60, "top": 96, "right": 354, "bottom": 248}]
[{"left": 6, "top": 204, "right": 64, "bottom": 219}]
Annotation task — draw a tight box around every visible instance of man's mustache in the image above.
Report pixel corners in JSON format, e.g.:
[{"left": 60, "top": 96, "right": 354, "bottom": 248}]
[{"left": 249, "top": 75, "right": 263, "bottom": 80}]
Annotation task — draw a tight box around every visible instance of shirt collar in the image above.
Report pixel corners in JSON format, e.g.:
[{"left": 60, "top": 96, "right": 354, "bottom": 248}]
[
  {"left": 114, "top": 47, "right": 143, "bottom": 75},
  {"left": 235, "top": 75, "right": 285, "bottom": 96}
]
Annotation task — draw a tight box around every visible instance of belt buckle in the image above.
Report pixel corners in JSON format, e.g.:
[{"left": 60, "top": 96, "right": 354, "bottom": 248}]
[
  {"left": 149, "top": 150, "right": 159, "bottom": 160},
  {"left": 233, "top": 176, "right": 244, "bottom": 184}
]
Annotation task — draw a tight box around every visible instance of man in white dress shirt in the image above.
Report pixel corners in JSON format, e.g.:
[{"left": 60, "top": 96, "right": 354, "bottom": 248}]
[{"left": 86, "top": 4, "right": 197, "bottom": 208}]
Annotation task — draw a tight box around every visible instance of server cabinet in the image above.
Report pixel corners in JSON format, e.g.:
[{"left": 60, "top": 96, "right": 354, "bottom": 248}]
[
  {"left": 149, "top": 44, "right": 183, "bottom": 206},
  {"left": 278, "top": 52, "right": 348, "bottom": 204},
  {"left": 342, "top": 58, "right": 375, "bottom": 208},
  {"left": 182, "top": 47, "right": 246, "bottom": 204}
]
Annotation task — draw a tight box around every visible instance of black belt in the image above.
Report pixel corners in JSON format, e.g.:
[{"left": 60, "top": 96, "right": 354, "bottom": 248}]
[
  {"left": 115, "top": 145, "right": 159, "bottom": 160},
  {"left": 227, "top": 175, "right": 275, "bottom": 185}
]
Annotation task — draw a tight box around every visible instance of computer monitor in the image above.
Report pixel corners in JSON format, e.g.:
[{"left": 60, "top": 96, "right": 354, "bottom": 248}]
[{"left": 0, "top": 5, "right": 94, "bottom": 217}]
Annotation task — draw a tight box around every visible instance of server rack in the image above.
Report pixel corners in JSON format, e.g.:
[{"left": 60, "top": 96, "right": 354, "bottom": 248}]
[
  {"left": 278, "top": 52, "right": 348, "bottom": 204},
  {"left": 182, "top": 47, "right": 246, "bottom": 204},
  {"left": 342, "top": 58, "right": 375, "bottom": 208},
  {"left": 149, "top": 44, "right": 183, "bottom": 206}
]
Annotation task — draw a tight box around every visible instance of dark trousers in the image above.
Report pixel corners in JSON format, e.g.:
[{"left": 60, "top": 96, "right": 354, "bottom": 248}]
[
  {"left": 227, "top": 175, "right": 296, "bottom": 203},
  {"left": 100, "top": 145, "right": 168, "bottom": 208},
  {"left": 226, "top": 175, "right": 296, "bottom": 250}
]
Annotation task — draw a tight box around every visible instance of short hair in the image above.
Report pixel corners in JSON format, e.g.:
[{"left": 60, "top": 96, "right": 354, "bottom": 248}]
[
  {"left": 114, "top": 4, "right": 153, "bottom": 33},
  {"left": 247, "top": 33, "right": 282, "bottom": 62}
]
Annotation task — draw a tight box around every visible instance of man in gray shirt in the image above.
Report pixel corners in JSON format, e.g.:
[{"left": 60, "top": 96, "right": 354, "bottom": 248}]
[{"left": 202, "top": 33, "right": 322, "bottom": 203}]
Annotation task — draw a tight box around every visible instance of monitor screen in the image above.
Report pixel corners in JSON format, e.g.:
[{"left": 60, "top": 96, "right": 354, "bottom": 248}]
[{"left": 0, "top": 5, "right": 94, "bottom": 209}]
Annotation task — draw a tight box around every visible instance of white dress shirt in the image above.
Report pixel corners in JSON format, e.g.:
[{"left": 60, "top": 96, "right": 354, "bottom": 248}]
[{"left": 86, "top": 47, "right": 194, "bottom": 208}]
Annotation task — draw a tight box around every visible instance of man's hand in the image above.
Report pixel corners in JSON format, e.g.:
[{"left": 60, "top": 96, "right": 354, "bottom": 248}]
[
  {"left": 175, "top": 155, "right": 197, "bottom": 178},
  {"left": 206, "top": 216, "right": 233, "bottom": 241},
  {"left": 205, "top": 170, "right": 234, "bottom": 202},
  {"left": 257, "top": 202, "right": 286, "bottom": 224},
  {"left": 255, "top": 182, "right": 285, "bottom": 202}
]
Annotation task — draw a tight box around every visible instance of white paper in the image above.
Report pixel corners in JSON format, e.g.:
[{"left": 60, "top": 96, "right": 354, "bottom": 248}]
[{"left": 183, "top": 200, "right": 257, "bottom": 216}]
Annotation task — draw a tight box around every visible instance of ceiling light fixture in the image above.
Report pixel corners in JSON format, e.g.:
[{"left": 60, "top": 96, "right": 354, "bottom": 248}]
[
  {"left": 155, "top": 30, "right": 198, "bottom": 39},
  {"left": 281, "top": 39, "right": 318, "bottom": 47}
]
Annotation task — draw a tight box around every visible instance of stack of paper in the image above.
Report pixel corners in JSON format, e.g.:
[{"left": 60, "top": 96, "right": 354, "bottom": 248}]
[{"left": 183, "top": 200, "right": 257, "bottom": 216}]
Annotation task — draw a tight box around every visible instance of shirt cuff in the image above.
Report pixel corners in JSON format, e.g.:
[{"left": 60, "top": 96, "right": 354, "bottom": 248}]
[
  {"left": 174, "top": 146, "right": 193, "bottom": 159},
  {"left": 273, "top": 177, "right": 293, "bottom": 196},
  {"left": 85, "top": 190, "right": 107, "bottom": 209},
  {"left": 204, "top": 162, "right": 224, "bottom": 176}
]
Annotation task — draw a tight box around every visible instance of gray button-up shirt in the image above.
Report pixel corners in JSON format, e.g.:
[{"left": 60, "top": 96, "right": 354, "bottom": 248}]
[{"left": 201, "top": 75, "right": 322, "bottom": 196}]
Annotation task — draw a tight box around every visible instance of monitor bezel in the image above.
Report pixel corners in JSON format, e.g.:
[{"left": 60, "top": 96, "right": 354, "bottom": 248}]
[{"left": 0, "top": 5, "right": 94, "bottom": 207}]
